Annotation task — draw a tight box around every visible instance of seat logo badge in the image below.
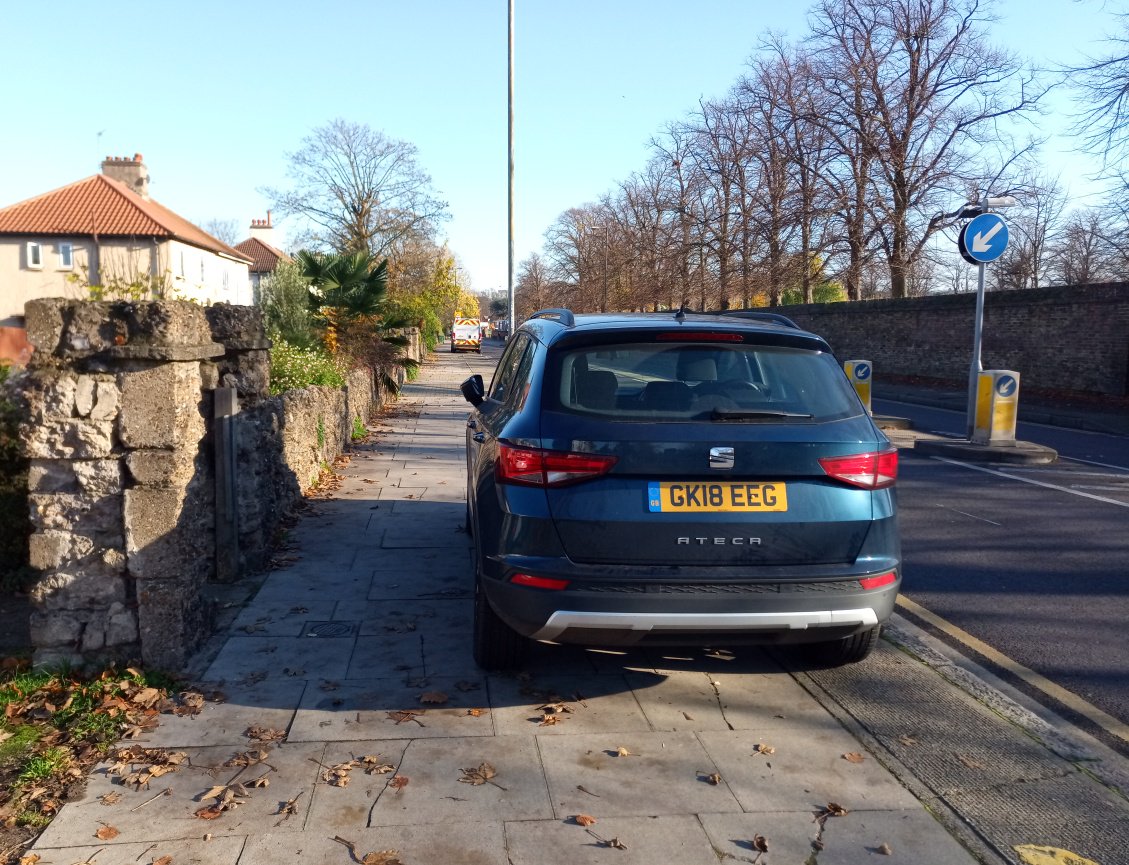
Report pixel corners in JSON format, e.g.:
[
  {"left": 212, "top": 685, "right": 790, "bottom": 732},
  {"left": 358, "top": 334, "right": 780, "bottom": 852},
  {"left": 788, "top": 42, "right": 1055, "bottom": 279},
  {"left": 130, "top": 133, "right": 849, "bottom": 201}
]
[{"left": 709, "top": 447, "right": 734, "bottom": 470}]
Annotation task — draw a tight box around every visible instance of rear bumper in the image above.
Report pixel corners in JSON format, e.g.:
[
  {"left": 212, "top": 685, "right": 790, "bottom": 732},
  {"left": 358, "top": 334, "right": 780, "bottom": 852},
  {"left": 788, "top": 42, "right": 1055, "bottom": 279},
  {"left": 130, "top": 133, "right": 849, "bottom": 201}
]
[
  {"left": 483, "top": 572, "right": 898, "bottom": 646},
  {"left": 530, "top": 606, "right": 879, "bottom": 641}
]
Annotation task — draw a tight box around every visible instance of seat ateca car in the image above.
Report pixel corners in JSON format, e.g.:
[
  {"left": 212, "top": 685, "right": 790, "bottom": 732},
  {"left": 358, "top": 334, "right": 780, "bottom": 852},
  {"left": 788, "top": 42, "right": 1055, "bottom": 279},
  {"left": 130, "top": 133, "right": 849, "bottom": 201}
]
[{"left": 460, "top": 308, "right": 900, "bottom": 670}]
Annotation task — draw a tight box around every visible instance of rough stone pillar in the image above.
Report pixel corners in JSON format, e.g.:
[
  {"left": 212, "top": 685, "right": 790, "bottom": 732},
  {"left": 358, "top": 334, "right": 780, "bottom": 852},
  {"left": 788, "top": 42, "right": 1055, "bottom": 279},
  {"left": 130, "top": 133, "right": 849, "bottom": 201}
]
[{"left": 20, "top": 299, "right": 224, "bottom": 670}]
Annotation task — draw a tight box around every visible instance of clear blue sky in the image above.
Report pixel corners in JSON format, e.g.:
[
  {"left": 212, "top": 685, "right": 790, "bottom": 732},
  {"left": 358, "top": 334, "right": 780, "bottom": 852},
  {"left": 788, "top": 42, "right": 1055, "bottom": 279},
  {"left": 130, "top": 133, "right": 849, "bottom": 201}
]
[{"left": 0, "top": 1, "right": 1117, "bottom": 295}]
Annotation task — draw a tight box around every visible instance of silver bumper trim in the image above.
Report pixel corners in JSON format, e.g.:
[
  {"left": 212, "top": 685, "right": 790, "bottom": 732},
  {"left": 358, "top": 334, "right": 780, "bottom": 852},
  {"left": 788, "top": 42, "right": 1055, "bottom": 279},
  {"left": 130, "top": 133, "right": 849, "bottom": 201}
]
[{"left": 529, "top": 608, "right": 880, "bottom": 642}]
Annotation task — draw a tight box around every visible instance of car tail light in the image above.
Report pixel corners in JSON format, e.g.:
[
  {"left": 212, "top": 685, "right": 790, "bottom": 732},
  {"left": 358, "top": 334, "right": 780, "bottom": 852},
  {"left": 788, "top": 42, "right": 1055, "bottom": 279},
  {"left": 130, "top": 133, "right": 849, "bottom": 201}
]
[
  {"left": 818, "top": 450, "right": 898, "bottom": 489},
  {"left": 497, "top": 445, "right": 617, "bottom": 487},
  {"left": 511, "top": 573, "right": 570, "bottom": 590},
  {"left": 859, "top": 572, "right": 897, "bottom": 590}
]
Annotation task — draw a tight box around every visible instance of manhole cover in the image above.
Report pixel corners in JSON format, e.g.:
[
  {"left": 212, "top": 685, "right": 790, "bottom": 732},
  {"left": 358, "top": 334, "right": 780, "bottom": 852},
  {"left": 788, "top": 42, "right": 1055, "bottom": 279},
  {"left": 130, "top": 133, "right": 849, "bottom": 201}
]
[{"left": 303, "top": 621, "right": 358, "bottom": 638}]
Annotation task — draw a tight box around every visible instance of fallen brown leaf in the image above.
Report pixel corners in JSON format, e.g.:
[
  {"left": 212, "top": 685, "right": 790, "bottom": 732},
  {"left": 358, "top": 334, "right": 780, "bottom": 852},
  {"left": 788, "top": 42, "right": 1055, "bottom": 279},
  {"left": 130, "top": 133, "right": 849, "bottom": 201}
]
[
  {"left": 17, "top": 855, "right": 41, "bottom": 865},
  {"left": 387, "top": 710, "right": 425, "bottom": 727},
  {"left": 455, "top": 681, "right": 481, "bottom": 692},
  {"left": 538, "top": 714, "right": 562, "bottom": 726},
  {"left": 95, "top": 824, "right": 120, "bottom": 840},
  {"left": 898, "top": 734, "right": 919, "bottom": 746},
  {"left": 752, "top": 743, "right": 775, "bottom": 756},
  {"left": 956, "top": 753, "right": 986, "bottom": 770},
  {"left": 615, "top": 746, "right": 632, "bottom": 757},
  {"left": 419, "top": 691, "right": 448, "bottom": 705},
  {"left": 843, "top": 752, "right": 866, "bottom": 763},
  {"left": 466, "top": 708, "right": 488, "bottom": 717},
  {"left": 244, "top": 725, "right": 286, "bottom": 743},
  {"left": 753, "top": 834, "right": 769, "bottom": 853},
  {"left": 361, "top": 852, "right": 402, "bottom": 865},
  {"left": 574, "top": 814, "right": 597, "bottom": 826},
  {"left": 458, "top": 762, "right": 506, "bottom": 789},
  {"left": 389, "top": 775, "right": 410, "bottom": 791},
  {"left": 99, "top": 792, "right": 123, "bottom": 806},
  {"left": 877, "top": 842, "right": 893, "bottom": 855},
  {"left": 194, "top": 805, "right": 225, "bottom": 820},
  {"left": 704, "top": 772, "right": 722, "bottom": 785}
]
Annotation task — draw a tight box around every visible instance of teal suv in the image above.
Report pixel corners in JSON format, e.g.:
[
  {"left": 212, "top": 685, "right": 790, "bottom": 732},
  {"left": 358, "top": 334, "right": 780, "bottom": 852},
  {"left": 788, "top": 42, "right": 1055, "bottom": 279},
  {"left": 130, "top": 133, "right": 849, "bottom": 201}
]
[{"left": 460, "top": 308, "right": 900, "bottom": 670}]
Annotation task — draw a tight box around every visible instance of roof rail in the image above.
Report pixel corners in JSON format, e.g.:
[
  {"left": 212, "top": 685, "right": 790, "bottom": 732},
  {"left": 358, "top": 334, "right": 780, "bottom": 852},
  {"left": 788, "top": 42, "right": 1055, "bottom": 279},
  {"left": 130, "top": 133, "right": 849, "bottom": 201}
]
[
  {"left": 718, "top": 310, "right": 801, "bottom": 329},
  {"left": 529, "top": 307, "right": 576, "bottom": 327}
]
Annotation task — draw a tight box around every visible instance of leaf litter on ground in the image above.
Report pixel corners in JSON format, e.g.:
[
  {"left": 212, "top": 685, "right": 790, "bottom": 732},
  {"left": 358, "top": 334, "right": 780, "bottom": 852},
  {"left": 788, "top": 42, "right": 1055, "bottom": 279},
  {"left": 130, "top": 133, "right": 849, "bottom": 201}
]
[{"left": 458, "top": 762, "right": 506, "bottom": 790}]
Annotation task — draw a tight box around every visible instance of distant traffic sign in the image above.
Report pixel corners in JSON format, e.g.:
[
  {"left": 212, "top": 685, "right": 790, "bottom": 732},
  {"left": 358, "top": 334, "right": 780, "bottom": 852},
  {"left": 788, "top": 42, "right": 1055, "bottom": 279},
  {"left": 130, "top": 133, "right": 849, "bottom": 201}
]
[{"left": 958, "top": 213, "right": 1009, "bottom": 264}]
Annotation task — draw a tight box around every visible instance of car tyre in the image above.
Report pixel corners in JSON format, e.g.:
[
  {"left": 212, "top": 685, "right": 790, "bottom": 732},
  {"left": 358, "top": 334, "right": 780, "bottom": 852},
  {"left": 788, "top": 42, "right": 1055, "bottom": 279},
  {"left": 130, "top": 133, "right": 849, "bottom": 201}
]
[
  {"left": 806, "top": 625, "right": 881, "bottom": 666},
  {"left": 473, "top": 577, "right": 528, "bottom": 670}
]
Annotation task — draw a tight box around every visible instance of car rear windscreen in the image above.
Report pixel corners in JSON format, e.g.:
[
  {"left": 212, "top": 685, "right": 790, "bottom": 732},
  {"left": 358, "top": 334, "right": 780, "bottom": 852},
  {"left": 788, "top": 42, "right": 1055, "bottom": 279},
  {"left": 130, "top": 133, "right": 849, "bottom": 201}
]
[{"left": 552, "top": 341, "right": 862, "bottom": 422}]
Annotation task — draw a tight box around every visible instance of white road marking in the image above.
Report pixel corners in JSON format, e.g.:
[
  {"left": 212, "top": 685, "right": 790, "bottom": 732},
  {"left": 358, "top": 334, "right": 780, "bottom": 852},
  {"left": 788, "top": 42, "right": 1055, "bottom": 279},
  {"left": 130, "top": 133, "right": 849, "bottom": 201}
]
[
  {"left": 897, "top": 595, "right": 1129, "bottom": 746},
  {"left": 930, "top": 456, "right": 1129, "bottom": 508},
  {"left": 1059, "top": 455, "right": 1129, "bottom": 473},
  {"left": 934, "top": 503, "right": 1003, "bottom": 526}
]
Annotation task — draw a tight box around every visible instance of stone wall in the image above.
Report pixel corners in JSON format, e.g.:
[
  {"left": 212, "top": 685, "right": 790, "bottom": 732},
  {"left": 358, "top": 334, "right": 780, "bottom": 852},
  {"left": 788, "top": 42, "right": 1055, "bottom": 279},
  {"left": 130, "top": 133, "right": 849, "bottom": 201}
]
[
  {"left": 776, "top": 283, "right": 1129, "bottom": 398},
  {"left": 18, "top": 299, "right": 419, "bottom": 669}
]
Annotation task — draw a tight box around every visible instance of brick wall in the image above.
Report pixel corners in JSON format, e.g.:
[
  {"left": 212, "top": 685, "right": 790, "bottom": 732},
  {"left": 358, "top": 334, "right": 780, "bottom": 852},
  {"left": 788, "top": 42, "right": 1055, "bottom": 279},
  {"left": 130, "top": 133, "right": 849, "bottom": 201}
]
[{"left": 776, "top": 283, "right": 1129, "bottom": 398}]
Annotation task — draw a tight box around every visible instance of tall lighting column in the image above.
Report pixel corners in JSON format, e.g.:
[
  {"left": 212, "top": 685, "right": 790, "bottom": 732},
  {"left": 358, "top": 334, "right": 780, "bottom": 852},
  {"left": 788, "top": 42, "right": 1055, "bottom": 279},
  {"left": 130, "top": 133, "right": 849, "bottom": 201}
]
[{"left": 507, "top": 0, "right": 515, "bottom": 339}]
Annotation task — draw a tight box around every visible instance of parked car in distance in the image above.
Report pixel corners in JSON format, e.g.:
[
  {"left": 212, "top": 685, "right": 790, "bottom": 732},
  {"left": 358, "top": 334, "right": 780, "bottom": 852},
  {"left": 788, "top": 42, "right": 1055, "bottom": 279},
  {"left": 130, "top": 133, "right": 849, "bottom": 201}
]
[{"left": 461, "top": 308, "right": 900, "bottom": 670}]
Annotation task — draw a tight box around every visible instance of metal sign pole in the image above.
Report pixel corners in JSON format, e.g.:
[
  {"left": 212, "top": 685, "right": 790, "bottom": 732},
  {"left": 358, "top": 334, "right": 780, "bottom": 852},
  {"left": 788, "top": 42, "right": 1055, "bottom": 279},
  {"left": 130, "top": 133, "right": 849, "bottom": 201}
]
[{"left": 966, "top": 260, "right": 987, "bottom": 438}]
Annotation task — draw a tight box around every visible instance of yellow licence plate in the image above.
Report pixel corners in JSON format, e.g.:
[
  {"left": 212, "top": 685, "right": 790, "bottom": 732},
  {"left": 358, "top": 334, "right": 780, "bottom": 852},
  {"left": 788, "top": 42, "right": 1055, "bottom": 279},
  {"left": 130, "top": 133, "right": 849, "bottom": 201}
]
[{"left": 647, "top": 481, "right": 788, "bottom": 513}]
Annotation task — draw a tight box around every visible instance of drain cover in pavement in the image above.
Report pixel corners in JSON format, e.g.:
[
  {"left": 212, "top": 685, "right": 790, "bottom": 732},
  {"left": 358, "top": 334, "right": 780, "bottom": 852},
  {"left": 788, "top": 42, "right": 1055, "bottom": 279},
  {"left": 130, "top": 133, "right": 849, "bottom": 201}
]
[{"left": 302, "top": 621, "right": 358, "bottom": 638}]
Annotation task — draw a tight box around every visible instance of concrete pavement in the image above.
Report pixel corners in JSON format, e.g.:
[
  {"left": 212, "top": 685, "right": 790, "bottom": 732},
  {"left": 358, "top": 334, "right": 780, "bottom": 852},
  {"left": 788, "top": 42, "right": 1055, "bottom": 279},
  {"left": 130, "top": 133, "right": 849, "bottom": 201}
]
[{"left": 26, "top": 349, "right": 1126, "bottom": 865}]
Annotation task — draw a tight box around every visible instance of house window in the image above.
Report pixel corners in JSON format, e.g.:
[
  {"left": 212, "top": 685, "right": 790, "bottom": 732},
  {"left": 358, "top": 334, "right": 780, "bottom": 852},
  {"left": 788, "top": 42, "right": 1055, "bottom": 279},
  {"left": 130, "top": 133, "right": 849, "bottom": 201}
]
[
  {"left": 58, "top": 242, "right": 73, "bottom": 269},
  {"left": 26, "top": 242, "right": 42, "bottom": 269}
]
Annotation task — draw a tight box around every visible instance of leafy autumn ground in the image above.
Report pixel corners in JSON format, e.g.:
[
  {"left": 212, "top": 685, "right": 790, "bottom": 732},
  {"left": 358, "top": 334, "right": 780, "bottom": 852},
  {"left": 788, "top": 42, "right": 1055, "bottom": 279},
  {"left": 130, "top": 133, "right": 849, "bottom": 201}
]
[{"left": 0, "top": 665, "right": 199, "bottom": 863}]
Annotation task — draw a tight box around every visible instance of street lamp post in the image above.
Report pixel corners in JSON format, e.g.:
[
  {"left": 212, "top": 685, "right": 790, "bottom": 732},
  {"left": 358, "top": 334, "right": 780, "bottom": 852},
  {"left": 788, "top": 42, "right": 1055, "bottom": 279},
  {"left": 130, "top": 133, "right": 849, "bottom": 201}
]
[{"left": 507, "top": 0, "right": 515, "bottom": 340}]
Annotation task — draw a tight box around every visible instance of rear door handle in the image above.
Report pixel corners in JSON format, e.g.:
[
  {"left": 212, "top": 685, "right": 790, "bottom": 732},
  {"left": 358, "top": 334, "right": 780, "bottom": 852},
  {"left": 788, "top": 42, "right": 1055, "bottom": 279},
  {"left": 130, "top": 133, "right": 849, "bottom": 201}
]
[{"left": 472, "top": 432, "right": 486, "bottom": 443}]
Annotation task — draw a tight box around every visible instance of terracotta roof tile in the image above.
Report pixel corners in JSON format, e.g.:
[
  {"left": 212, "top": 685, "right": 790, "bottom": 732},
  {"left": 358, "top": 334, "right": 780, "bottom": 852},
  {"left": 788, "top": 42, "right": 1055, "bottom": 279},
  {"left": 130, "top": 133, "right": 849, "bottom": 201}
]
[
  {"left": 0, "top": 174, "right": 252, "bottom": 263},
  {"left": 234, "top": 237, "right": 292, "bottom": 273}
]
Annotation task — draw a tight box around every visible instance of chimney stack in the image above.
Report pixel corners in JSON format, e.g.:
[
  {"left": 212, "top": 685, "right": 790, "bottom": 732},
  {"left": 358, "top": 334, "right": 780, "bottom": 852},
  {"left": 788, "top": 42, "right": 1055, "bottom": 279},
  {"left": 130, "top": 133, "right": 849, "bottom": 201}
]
[
  {"left": 249, "top": 211, "right": 276, "bottom": 245},
  {"left": 101, "top": 152, "right": 150, "bottom": 198}
]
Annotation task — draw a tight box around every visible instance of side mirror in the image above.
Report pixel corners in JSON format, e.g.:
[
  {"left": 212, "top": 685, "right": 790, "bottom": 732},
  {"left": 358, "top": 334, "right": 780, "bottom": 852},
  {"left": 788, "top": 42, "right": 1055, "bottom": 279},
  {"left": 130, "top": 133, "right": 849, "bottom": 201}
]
[{"left": 460, "top": 374, "right": 485, "bottom": 406}]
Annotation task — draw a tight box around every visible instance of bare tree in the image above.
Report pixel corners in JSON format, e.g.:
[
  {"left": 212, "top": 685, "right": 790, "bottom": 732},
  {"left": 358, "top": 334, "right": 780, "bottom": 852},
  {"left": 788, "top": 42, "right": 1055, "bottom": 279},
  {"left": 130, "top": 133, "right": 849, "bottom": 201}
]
[
  {"left": 1067, "top": 12, "right": 1129, "bottom": 182},
  {"left": 992, "top": 173, "right": 1068, "bottom": 289},
  {"left": 808, "top": 0, "right": 1042, "bottom": 298},
  {"left": 264, "top": 119, "right": 448, "bottom": 256},
  {"left": 515, "top": 253, "right": 551, "bottom": 320},
  {"left": 202, "top": 218, "right": 241, "bottom": 246},
  {"left": 1045, "top": 207, "right": 1124, "bottom": 285}
]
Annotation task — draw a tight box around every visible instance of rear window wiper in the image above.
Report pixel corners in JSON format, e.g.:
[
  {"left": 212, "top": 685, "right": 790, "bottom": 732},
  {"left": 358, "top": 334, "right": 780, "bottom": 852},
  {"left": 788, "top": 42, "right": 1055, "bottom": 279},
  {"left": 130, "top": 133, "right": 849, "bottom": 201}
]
[{"left": 710, "top": 408, "right": 814, "bottom": 420}]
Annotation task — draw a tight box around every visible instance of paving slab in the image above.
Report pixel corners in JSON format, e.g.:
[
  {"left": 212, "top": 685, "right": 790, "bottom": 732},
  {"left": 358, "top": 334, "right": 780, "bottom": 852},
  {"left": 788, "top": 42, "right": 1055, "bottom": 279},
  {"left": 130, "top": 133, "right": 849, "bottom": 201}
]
[
  {"left": 302, "top": 738, "right": 413, "bottom": 833},
  {"left": 289, "top": 676, "right": 494, "bottom": 742},
  {"left": 30, "top": 835, "right": 246, "bottom": 865},
  {"left": 627, "top": 668, "right": 836, "bottom": 732},
  {"left": 368, "top": 736, "right": 554, "bottom": 825},
  {"left": 230, "top": 599, "right": 339, "bottom": 637},
  {"left": 488, "top": 673, "right": 652, "bottom": 735},
  {"left": 504, "top": 815, "right": 720, "bottom": 865},
  {"left": 537, "top": 731, "right": 742, "bottom": 818},
  {"left": 34, "top": 742, "right": 325, "bottom": 848},
  {"left": 203, "top": 635, "right": 356, "bottom": 683},
  {"left": 134, "top": 678, "right": 306, "bottom": 748},
  {"left": 697, "top": 728, "right": 920, "bottom": 812},
  {"left": 698, "top": 809, "right": 978, "bottom": 865},
  {"left": 239, "top": 822, "right": 509, "bottom": 865}
]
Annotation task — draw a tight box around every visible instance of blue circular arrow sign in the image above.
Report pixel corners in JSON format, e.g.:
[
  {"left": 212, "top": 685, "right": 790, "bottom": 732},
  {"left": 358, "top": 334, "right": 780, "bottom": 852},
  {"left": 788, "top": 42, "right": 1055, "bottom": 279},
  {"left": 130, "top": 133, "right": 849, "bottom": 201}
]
[
  {"left": 959, "top": 213, "right": 1009, "bottom": 263},
  {"left": 853, "top": 363, "right": 871, "bottom": 381},
  {"left": 996, "top": 375, "right": 1017, "bottom": 398}
]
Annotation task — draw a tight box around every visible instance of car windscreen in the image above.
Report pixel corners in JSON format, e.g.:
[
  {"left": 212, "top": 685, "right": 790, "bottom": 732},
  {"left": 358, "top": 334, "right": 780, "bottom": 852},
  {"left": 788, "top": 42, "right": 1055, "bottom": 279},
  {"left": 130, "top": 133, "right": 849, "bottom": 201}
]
[{"left": 549, "top": 341, "right": 862, "bottom": 422}]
